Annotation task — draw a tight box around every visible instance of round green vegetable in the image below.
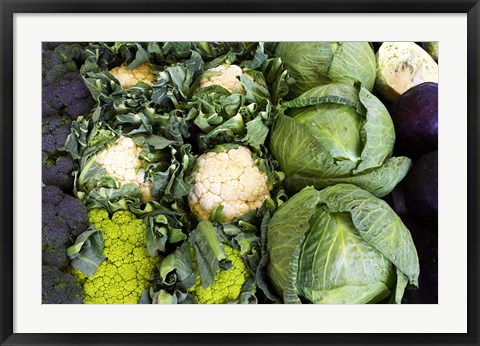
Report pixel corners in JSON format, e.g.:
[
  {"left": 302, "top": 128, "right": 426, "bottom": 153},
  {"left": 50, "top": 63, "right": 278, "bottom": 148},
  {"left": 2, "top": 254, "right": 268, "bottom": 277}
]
[
  {"left": 266, "top": 184, "right": 419, "bottom": 304},
  {"left": 80, "top": 209, "right": 158, "bottom": 304},
  {"left": 274, "top": 42, "right": 376, "bottom": 98},
  {"left": 269, "top": 82, "right": 411, "bottom": 197}
]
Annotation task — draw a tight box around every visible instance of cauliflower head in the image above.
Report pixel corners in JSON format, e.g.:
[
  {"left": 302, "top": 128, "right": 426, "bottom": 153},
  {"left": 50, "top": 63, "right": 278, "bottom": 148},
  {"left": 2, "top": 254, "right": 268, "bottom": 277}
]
[
  {"left": 82, "top": 209, "right": 157, "bottom": 304},
  {"left": 96, "top": 136, "right": 152, "bottom": 200},
  {"left": 109, "top": 63, "right": 156, "bottom": 89},
  {"left": 188, "top": 145, "right": 272, "bottom": 222},
  {"left": 189, "top": 245, "right": 250, "bottom": 304},
  {"left": 199, "top": 64, "right": 245, "bottom": 95}
]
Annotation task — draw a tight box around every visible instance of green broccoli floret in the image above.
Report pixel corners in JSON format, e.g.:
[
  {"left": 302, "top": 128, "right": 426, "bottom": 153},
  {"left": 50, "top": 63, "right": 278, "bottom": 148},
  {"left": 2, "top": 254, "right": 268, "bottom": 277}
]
[
  {"left": 81, "top": 209, "right": 158, "bottom": 304},
  {"left": 188, "top": 245, "right": 250, "bottom": 304}
]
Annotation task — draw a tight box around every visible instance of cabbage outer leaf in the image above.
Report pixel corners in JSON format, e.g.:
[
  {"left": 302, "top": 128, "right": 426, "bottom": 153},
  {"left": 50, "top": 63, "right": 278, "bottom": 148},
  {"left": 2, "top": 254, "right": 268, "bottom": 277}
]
[
  {"left": 270, "top": 84, "right": 410, "bottom": 197},
  {"left": 267, "top": 185, "right": 419, "bottom": 304},
  {"left": 266, "top": 187, "right": 321, "bottom": 300},
  {"left": 297, "top": 208, "right": 394, "bottom": 304},
  {"left": 285, "top": 156, "right": 412, "bottom": 198},
  {"left": 275, "top": 42, "right": 376, "bottom": 97},
  {"left": 317, "top": 184, "right": 419, "bottom": 288}
]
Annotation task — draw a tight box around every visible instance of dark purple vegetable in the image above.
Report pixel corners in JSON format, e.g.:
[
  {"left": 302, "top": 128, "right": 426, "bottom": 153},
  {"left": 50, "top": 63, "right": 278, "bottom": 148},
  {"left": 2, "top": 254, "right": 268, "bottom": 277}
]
[
  {"left": 412, "top": 238, "right": 438, "bottom": 304},
  {"left": 387, "top": 185, "right": 438, "bottom": 304},
  {"left": 388, "top": 186, "right": 438, "bottom": 304},
  {"left": 404, "top": 151, "right": 438, "bottom": 229},
  {"left": 390, "top": 82, "right": 438, "bottom": 160},
  {"left": 42, "top": 72, "right": 95, "bottom": 119},
  {"left": 42, "top": 185, "right": 89, "bottom": 268},
  {"left": 42, "top": 43, "right": 86, "bottom": 86},
  {"left": 42, "top": 116, "right": 71, "bottom": 154},
  {"left": 42, "top": 154, "right": 75, "bottom": 192},
  {"left": 42, "top": 265, "right": 83, "bottom": 304}
]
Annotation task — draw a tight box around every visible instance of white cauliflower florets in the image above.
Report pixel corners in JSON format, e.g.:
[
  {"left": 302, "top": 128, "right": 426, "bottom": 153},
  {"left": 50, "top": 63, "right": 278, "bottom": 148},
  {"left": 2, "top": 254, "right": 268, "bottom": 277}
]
[
  {"left": 188, "top": 145, "right": 272, "bottom": 222},
  {"left": 198, "top": 64, "right": 245, "bottom": 95},
  {"left": 109, "top": 63, "right": 156, "bottom": 89},
  {"left": 96, "top": 136, "right": 152, "bottom": 200}
]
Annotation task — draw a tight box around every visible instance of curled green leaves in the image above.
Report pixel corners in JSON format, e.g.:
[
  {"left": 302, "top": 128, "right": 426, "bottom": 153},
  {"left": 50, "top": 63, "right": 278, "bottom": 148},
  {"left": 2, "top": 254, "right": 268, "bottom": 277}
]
[
  {"left": 158, "top": 242, "right": 197, "bottom": 289},
  {"left": 270, "top": 83, "right": 410, "bottom": 197},
  {"left": 187, "top": 85, "right": 273, "bottom": 150},
  {"left": 189, "top": 221, "right": 230, "bottom": 288},
  {"left": 66, "top": 226, "right": 105, "bottom": 277},
  {"left": 274, "top": 42, "right": 376, "bottom": 98},
  {"left": 145, "top": 210, "right": 188, "bottom": 256},
  {"left": 148, "top": 143, "right": 196, "bottom": 202},
  {"left": 152, "top": 51, "right": 204, "bottom": 109},
  {"left": 266, "top": 185, "right": 419, "bottom": 304}
]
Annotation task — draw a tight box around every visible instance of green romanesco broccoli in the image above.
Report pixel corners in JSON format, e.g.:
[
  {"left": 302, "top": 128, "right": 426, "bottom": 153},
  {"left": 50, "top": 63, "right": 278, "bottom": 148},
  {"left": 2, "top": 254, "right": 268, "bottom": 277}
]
[
  {"left": 69, "top": 266, "right": 88, "bottom": 286},
  {"left": 82, "top": 209, "right": 157, "bottom": 304},
  {"left": 189, "top": 245, "right": 250, "bottom": 304}
]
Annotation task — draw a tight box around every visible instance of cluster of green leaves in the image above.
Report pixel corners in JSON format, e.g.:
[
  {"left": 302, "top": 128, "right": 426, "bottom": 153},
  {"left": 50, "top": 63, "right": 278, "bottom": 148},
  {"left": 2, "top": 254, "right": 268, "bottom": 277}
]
[
  {"left": 270, "top": 82, "right": 411, "bottom": 197},
  {"left": 266, "top": 184, "right": 419, "bottom": 304},
  {"left": 63, "top": 41, "right": 293, "bottom": 304},
  {"left": 140, "top": 188, "right": 288, "bottom": 304},
  {"left": 76, "top": 43, "right": 287, "bottom": 201},
  {"left": 264, "top": 42, "right": 420, "bottom": 304}
]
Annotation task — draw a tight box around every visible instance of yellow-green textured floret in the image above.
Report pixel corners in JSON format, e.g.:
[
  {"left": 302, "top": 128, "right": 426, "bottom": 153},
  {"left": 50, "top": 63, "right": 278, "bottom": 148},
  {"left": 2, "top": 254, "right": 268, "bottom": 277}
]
[
  {"left": 68, "top": 266, "right": 88, "bottom": 286},
  {"left": 82, "top": 209, "right": 157, "bottom": 304},
  {"left": 189, "top": 245, "right": 250, "bottom": 304}
]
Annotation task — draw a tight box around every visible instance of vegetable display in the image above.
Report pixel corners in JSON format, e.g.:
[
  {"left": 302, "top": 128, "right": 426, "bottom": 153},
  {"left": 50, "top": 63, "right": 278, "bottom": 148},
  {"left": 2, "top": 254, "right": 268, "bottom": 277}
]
[{"left": 41, "top": 41, "right": 438, "bottom": 305}]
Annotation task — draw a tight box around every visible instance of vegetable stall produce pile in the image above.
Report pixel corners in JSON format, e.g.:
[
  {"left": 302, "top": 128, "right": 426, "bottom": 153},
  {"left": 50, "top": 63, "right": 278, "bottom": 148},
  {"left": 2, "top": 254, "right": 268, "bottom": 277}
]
[{"left": 41, "top": 41, "right": 438, "bottom": 304}]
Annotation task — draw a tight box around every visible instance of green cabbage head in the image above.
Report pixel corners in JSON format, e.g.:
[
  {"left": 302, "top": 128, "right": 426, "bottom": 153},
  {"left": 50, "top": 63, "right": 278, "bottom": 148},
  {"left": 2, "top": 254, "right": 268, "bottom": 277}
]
[
  {"left": 269, "top": 82, "right": 411, "bottom": 197},
  {"left": 267, "top": 184, "right": 419, "bottom": 304},
  {"left": 274, "top": 42, "right": 376, "bottom": 98}
]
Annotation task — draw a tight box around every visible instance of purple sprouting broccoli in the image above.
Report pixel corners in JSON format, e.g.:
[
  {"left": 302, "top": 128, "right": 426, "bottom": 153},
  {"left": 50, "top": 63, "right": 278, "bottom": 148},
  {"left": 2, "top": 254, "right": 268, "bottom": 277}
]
[
  {"left": 42, "top": 115, "right": 76, "bottom": 191},
  {"left": 42, "top": 42, "right": 63, "bottom": 52},
  {"left": 42, "top": 154, "right": 75, "bottom": 192},
  {"left": 42, "top": 72, "right": 95, "bottom": 119},
  {"left": 42, "top": 265, "right": 83, "bottom": 304},
  {"left": 42, "top": 47, "right": 95, "bottom": 191},
  {"left": 42, "top": 43, "right": 86, "bottom": 86},
  {"left": 42, "top": 116, "right": 72, "bottom": 154},
  {"left": 42, "top": 185, "right": 89, "bottom": 269},
  {"left": 42, "top": 49, "right": 77, "bottom": 87},
  {"left": 42, "top": 43, "right": 94, "bottom": 118}
]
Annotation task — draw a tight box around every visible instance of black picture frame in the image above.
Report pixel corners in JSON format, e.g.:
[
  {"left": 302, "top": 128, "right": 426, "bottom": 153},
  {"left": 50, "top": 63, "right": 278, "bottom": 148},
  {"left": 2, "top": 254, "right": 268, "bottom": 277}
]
[{"left": 1, "top": 1, "right": 479, "bottom": 345}]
